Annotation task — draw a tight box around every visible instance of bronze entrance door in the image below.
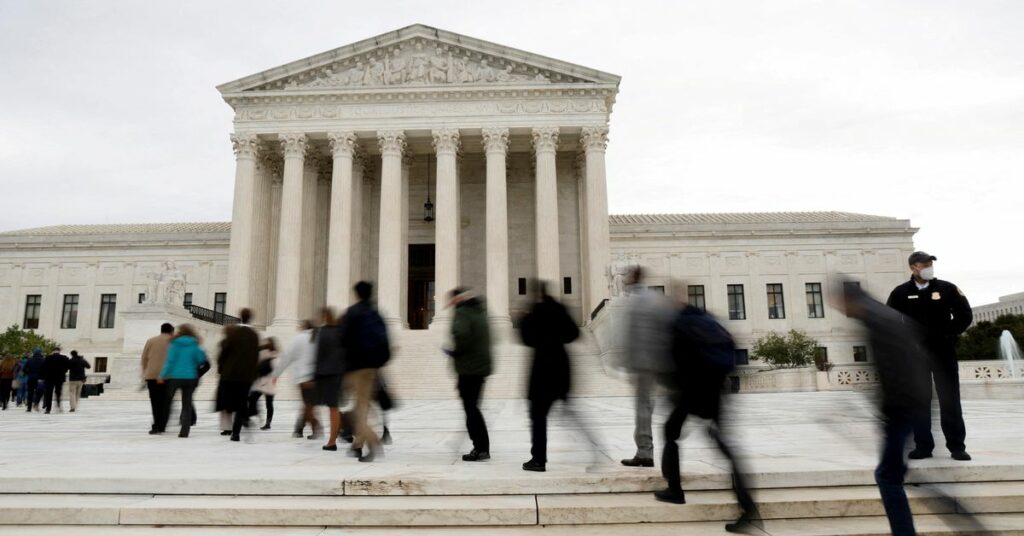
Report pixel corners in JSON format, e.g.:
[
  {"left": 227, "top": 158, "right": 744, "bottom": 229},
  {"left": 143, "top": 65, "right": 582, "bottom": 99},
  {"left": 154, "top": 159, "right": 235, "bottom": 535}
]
[{"left": 408, "top": 244, "right": 435, "bottom": 329}]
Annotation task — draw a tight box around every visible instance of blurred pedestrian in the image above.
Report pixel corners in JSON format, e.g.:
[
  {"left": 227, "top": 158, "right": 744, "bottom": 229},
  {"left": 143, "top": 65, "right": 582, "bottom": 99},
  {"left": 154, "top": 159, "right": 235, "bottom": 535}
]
[
  {"left": 315, "top": 307, "right": 346, "bottom": 451},
  {"left": 274, "top": 320, "right": 321, "bottom": 439},
  {"left": 142, "top": 323, "right": 174, "bottom": 433},
  {"left": 216, "top": 308, "right": 260, "bottom": 442},
  {"left": 519, "top": 281, "right": 580, "bottom": 472},
  {"left": 249, "top": 338, "right": 279, "bottom": 430},
  {"left": 844, "top": 282, "right": 933, "bottom": 536},
  {"left": 0, "top": 354, "right": 16, "bottom": 410},
  {"left": 341, "top": 281, "right": 391, "bottom": 462},
  {"left": 886, "top": 251, "right": 973, "bottom": 461},
  {"left": 15, "top": 355, "right": 29, "bottom": 407},
  {"left": 24, "top": 349, "right": 45, "bottom": 412},
  {"left": 158, "top": 324, "right": 208, "bottom": 438},
  {"left": 654, "top": 291, "right": 758, "bottom": 534},
  {"left": 619, "top": 266, "right": 675, "bottom": 468},
  {"left": 447, "top": 287, "right": 493, "bottom": 462},
  {"left": 66, "top": 350, "right": 91, "bottom": 412},
  {"left": 41, "top": 348, "right": 70, "bottom": 414}
]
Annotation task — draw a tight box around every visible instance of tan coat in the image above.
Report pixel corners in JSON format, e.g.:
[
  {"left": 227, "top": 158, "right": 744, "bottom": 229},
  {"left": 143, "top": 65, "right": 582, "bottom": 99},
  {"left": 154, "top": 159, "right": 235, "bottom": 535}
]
[{"left": 140, "top": 334, "right": 172, "bottom": 380}]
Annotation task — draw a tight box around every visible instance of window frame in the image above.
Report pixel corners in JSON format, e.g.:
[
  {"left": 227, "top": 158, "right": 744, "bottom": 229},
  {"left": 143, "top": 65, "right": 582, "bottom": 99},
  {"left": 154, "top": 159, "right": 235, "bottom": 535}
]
[
  {"left": 213, "top": 292, "right": 227, "bottom": 315},
  {"left": 687, "top": 285, "right": 706, "bottom": 312},
  {"left": 766, "top": 283, "right": 786, "bottom": 319},
  {"left": 61, "top": 294, "right": 79, "bottom": 329},
  {"left": 727, "top": 284, "right": 746, "bottom": 320},
  {"left": 806, "top": 282, "right": 825, "bottom": 319},
  {"left": 98, "top": 294, "right": 117, "bottom": 329},
  {"left": 23, "top": 294, "right": 42, "bottom": 330},
  {"left": 853, "top": 345, "right": 869, "bottom": 363}
]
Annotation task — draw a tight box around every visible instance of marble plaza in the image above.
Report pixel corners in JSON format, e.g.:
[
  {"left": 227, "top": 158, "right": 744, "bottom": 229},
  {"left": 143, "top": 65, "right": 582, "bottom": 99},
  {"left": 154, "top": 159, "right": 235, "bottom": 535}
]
[{"left": 2, "top": 392, "right": 1024, "bottom": 533}]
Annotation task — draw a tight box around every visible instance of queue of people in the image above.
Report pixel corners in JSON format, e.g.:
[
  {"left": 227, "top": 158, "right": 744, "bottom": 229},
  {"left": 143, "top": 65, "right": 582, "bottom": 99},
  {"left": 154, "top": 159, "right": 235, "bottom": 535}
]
[{"left": 0, "top": 347, "right": 92, "bottom": 413}]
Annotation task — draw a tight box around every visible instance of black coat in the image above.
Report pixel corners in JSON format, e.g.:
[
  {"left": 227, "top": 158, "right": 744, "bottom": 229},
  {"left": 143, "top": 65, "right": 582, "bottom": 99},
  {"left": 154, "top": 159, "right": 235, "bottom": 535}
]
[
  {"left": 342, "top": 301, "right": 391, "bottom": 371},
  {"left": 315, "top": 324, "right": 346, "bottom": 376},
  {"left": 217, "top": 324, "right": 260, "bottom": 383},
  {"left": 886, "top": 278, "right": 972, "bottom": 359},
  {"left": 41, "top": 353, "right": 70, "bottom": 383},
  {"left": 666, "top": 306, "right": 732, "bottom": 420},
  {"left": 24, "top": 354, "right": 45, "bottom": 379},
  {"left": 67, "top": 356, "right": 91, "bottom": 381},
  {"left": 520, "top": 297, "right": 579, "bottom": 402}
]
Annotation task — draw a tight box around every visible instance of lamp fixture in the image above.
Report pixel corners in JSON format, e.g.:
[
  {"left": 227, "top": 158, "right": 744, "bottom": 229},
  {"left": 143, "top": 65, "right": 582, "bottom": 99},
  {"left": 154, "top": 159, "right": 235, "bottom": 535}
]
[{"left": 423, "top": 154, "right": 435, "bottom": 222}]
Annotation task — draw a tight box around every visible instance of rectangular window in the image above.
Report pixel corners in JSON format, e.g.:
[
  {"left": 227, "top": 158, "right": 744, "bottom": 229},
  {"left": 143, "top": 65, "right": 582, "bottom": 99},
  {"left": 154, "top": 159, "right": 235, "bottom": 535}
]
[
  {"left": 61, "top": 294, "right": 79, "bottom": 329},
  {"left": 93, "top": 357, "right": 108, "bottom": 373},
  {"left": 853, "top": 345, "right": 869, "bottom": 363},
  {"left": 727, "top": 284, "right": 746, "bottom": 320},
  {"left": 563, "top": 277, "right": 572, "bottom": 295},
  {"left": 816, "top": 346, "right": 829, "bottom": 362},
  {"left": 766, "top": 283, "right": 785, "bottom": 319},
  {"left": 687, "top": 285, "right": 706, "bottom": 312},
  {"left": 98, "top": 294, "right": 117, "bottom": 329},
  {"left": 138, "top": 293, "right": 146, "bottom": 304},
  {"left": 648, "top": 285, "right": 665, "bottom": 294},
  {"left": 806, "top": 283, "right": 825, "bottom": 318},
  {"left": 23, "top": 295, "right": 41, "bottom": 329},
  {"left": 214, "top": 292, "right": 227, "bottom": 315},
  {"left": 183, "top": 292, "right": 193, "bottom": 308},
  {"left": 518, "top": 278, "right": 527, "bottom": 296},
  {"left": 735, "top": 349, "right": 749, "bottom": 365}
]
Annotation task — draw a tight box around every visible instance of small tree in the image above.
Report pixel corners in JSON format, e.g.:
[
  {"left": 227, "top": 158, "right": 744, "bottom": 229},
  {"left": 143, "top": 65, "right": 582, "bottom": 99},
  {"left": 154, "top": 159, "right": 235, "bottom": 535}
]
[
  {"left": 751, "top": 329, "right": 819, "bottom": 369},
  {"left": 957, "top": 314, "right": 1024, "bottom": 361},
  {"left": 0, "top": 325, "right": 60, "bottom": 357}
]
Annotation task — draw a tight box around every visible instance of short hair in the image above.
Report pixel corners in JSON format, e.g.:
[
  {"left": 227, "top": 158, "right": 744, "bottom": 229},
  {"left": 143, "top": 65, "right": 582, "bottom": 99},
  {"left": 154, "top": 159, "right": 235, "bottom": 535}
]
[
  {"left": 70, "top": 350, "right": 79, "bottom": 357},
  {"left": 238, "top": 308, "right": 253, "bottom": 324},
  {"left": 449, "top": 287, "right": 467, "bottom": 300},
  {"left": 176, "top": 324, "right": 198, "bottom": 339},
  {"left": 319, "top": 306, "right": 336, "bottom": 325},
  {"left": 160, "top": 322, "right": 174, "bottom": 334},
  {"left": 354, "top": 281, "right": 373, "bottom": 301}
]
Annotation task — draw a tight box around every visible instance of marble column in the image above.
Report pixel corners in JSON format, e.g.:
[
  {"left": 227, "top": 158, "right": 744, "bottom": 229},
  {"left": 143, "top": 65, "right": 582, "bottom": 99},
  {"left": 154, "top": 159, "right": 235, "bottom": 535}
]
[
  {"left": 326, "top": 132, "right": 357, "bottom": 309},
  {"left": 272, "top": 132, "right": 309, "bottom": 330},
  {"left": 400, "top": 154, "right": 412, "bottom": 328},
  {"left": 482, "top": 127, "right": 511, "bottom": 330},
  {"left": 376, "top": 130, "right": 406, "bottom": 326},
  {"left": 431, "top": 128, "right": 461, "bottom": 327},
  {"left": 226, "top": 132, "right": 260, "bottom": 314},
  {"left": 581, "top": 125, "right": 611, "bottom": 319},
  {"left": 350, "top": 153, "right": 366, "bottom": 283},
  {"left": 250, "top": 155, "right": 277, "bottom": 326},
  {"left": 532, "top": 126, "right": 561, "bottom": 296}
]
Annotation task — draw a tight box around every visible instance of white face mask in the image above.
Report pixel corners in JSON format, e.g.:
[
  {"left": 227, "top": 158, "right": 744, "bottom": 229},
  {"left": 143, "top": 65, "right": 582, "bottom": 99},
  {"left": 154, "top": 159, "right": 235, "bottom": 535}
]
[{"left": 918, "top": 266, "right": 935, "bottom": 281}]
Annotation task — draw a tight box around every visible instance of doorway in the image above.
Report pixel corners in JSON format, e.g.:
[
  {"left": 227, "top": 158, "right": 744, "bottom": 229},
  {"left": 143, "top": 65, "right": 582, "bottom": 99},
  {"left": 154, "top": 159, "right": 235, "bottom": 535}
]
[{"left": 408, "top": 244, "right": 435, "bottom": 329}]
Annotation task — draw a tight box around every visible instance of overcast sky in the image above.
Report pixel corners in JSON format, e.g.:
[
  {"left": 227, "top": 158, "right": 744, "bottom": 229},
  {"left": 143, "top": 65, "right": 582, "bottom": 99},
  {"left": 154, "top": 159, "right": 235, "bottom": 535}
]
[{"left": 0, "top": 1, "right": 1020, "bottom": 304}]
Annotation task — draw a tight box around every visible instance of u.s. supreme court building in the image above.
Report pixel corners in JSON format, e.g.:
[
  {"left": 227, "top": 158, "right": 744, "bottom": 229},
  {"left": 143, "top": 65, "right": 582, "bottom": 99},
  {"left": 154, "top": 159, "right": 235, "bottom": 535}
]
[{"left": 0, "top": 25, "right": 919, "bottom": 398}]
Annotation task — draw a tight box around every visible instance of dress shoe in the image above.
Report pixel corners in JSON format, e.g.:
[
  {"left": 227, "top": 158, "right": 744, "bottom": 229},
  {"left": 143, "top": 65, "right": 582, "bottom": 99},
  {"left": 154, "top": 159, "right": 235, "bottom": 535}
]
[
  {"left": 322, "top": 444, "right": 338, "bottom": 451},
  {"left": 220, "top": 430, "right": 232, "bottom": 436},
  {"left": 292, "top": 431, "right": 303, "bottom": 438},
  {"left": 260, "top": 424, "right": 271, "bottom": 431},
  {"left": 951, "top": 451, "right": 972, "bottom": 461},
  {"left": 148, "top": 430, "right": 164, "bottom": 435},
  {"left": 230, "top": 434, "right": 240, "bottom": 442},
  {"left": 522, "top": 459, "right": 546, "bottom": 472},
  {"left": 907, "top": 449, "right": 933, "bottom": 459},
  {"left": 178, "top": 431, "right": 189, "bottom": 438},
  {"left": 347, "top": 447, "right": 362, "bottom": 458},
  {"left": 340, "top": 431, "right": 354, "bottom": 443},
  {"left": 654, "top": 488, "right": 686, "bottom": 504},
  {"left": 381, "top": 427, "right": 392, "bottom": 445},
  {"left": 358, "top": 449, "right": 381, "bottom": 463},
  {"left": 621, "top": 456, "right": 654, "bottom": 467},
  {"left": 462, "top": 449, "right": 491, "bottom": 462},
  {"left": 70, "top": 409, "right": 75, "bottom": 413},
  {"left": 725, "top": 510, "right": 760, "bottom": 534}
]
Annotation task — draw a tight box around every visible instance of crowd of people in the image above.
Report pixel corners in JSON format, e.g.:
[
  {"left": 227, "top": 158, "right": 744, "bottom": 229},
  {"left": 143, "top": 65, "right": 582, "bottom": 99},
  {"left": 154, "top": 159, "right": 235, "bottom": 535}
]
[{"left": 0, "top": 347, "right": 91, "bottom": 413}]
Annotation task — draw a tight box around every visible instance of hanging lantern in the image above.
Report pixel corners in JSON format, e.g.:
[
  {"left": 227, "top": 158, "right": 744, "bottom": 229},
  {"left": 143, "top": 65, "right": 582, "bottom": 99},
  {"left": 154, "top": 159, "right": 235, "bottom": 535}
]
[{"left": 423, "top": 154, "right": 435, "bottom": 222}]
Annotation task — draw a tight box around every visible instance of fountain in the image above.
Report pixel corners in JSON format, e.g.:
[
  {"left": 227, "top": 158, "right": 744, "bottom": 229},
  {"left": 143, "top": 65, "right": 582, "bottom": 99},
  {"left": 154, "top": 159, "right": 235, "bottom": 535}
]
[{"left": 1001, "top": 330, "right": 1022, "bottom": 379}]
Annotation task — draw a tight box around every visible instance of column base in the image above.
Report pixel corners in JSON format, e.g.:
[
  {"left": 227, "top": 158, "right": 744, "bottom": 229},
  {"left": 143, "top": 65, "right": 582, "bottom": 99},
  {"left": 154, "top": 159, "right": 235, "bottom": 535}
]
[
  {"left": 487, "top": 315, "right": 514, "bottom": 343},
  {"left": 267, "top": 319, "right": 301, "bottom": 341}
]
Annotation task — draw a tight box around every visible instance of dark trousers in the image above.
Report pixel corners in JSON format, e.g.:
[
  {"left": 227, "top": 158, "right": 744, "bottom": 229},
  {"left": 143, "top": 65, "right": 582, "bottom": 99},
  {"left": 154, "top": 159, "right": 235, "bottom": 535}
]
[
  {"left": 661, "top": 394, "right": 755, "bottom": 515},
  {"left": 164, "top": 380, "right": 197, "bottom": 436},
  {"left": 25, "top": 378, "right": 39, "bottom": 409},
  {"left": 43, "top": 380, "right": 64, "bottom": 411},
  {"left": 457, "top": 375, "right": 490, "bottom": 452},
  {"left": 529, "top": 396, "right": 557, "bottom": 463},
  {"left": 147, "top": 380, "right": 168, "bottom": 431},
  {"left": 877, "top": 414, "right": 917, "bottom": 536},
  {"left": 248, "top": 391, "right": 275, "bottom": 425},
  {"left": 0, "top": 379, "right": 12, "bottom": 409},
  {"left": 915, "top": 354, "right": 966, "bottom": 453}
]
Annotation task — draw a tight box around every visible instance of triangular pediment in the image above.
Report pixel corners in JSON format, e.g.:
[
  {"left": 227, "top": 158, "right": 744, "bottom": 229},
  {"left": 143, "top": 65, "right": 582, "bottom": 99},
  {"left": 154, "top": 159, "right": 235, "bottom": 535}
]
[{"left": 218, "top": 24, "right": 620, "bottom": 95}]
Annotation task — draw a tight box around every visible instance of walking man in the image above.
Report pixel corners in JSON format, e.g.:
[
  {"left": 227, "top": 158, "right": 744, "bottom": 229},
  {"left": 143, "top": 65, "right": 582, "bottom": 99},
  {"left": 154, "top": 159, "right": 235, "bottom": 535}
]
[
  {"left": 886, "top": 251, "right": 973, "bottom": 461},
  {"left": 448, "top": 288, "right": 493, "bottom": 462},
  {"left": 216, "top": 308, "right": 260, "bottom": 442},
  {"left": 23, "top": 349, "right": 45, "bottom": 412},
  {"left": 67, "top": 351, "right": 91, "bottom": 412},
  {"left": 41, "top": 348, "right": 70, "bottom": 413},
  {"left": 341, "top": 281, "right": 391, "bottom": 462},
  {"left": 142, "top": 323, "right": 174, "bottom": 433}
]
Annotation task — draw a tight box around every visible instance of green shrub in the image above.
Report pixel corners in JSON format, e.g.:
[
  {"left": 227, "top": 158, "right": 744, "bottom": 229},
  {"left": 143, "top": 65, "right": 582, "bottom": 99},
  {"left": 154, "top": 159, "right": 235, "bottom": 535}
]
[
  {"left": 0, "top": 325, "right": 60, "bottom": 357},
  {"left": 751, "top": 329, "right": 819, "bottom": 369}
]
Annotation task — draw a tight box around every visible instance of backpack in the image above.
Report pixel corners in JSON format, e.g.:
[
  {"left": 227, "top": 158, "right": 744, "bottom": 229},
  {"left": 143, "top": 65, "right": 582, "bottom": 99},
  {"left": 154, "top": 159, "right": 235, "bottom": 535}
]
[
  {"left": 360, "top": 309, "right": 391, "bottom": 366},
  {"left": 675, "top": 308, "right": 736, "bottom": 374}
]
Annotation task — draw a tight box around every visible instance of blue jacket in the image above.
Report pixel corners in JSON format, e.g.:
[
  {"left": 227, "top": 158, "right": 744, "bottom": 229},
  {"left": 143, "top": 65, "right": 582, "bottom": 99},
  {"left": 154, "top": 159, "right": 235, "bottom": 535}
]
[{"left": 160, "top": 336, "right": 208, "bottom": 380}]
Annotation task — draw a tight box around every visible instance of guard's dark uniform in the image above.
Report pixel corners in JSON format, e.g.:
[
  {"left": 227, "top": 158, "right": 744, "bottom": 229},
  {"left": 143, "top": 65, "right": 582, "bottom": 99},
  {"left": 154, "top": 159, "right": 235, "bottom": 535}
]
[{"left": 886, "top": 278, "right": 972, "bottom": 454}]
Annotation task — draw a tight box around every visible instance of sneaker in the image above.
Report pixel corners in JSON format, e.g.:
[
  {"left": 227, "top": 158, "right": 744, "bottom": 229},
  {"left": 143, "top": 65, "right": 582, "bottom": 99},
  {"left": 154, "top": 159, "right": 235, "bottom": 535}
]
[
  {"left": 951, "top": 451, "right": 972, "bottom": 461},
  {"left": 522, "top": 459, "right": 546, "bottom": 472},
  {"left": 462, "top": 449, "right": 491, "bottom": 462},
  {"left": 654, "top": 488, "right": 686, "bottom": 504},
  {"left": 908, "top": 449, "right": 933, "bottom": 460},
  {"left": 621, "top": 456, "right": 655, "bottom": 467}
]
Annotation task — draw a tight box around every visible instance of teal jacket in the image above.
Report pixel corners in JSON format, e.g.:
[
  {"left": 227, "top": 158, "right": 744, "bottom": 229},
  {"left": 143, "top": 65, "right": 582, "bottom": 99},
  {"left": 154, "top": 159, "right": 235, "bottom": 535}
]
[
  {"left": 160, "top": 336, "right": 208, "bottom": 380},
  {"left": 450, "top": 297, "right": 492, "bottom": 377}
]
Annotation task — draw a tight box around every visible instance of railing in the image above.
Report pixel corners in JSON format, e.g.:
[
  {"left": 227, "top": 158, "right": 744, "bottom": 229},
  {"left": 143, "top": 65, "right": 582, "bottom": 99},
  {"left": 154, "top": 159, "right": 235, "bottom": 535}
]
[
  {"left": 186, "top": 305, "right": 240, "bottom": 326},
  {"left": 590, "top": 298, "right": 609, "bottom": 321}
]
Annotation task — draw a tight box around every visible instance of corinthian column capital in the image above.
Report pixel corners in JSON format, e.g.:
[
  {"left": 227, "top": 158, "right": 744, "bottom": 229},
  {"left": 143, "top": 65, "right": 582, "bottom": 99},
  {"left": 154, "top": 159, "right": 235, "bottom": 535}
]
[
  {"left": 431, "top": 128, "right": 461, "bottom": 155},
  {"left": 481, "top": 127, "right": 510, "bottom": 154},
  {"left": 531, "top": 127, "right": 559, "bottom": 154},
  {"left": 328, "top": 131, "right": 358, "bottom": 158},
  {"left": 377, "top": 130, "right": 407, "bottom": 156},
  {"left": 278, "top": 132, "right": 309, "bottom": 158},
  {"left": 230, "top": 132, "right": 261, "bottom": 159},
  {"left": 580, "top": 125, "right": 609, "bottom": 152}
]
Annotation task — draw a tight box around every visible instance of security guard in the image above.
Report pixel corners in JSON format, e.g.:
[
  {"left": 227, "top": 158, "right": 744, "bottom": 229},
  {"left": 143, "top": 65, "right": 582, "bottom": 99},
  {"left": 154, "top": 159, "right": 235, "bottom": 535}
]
[{"left": 886, "top": 251, "right": 973, "bottom": 461}]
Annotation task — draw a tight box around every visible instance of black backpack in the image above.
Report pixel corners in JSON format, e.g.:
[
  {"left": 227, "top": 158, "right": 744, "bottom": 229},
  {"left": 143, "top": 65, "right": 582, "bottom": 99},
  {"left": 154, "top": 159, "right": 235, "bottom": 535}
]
[{"left": 674, "top": 307, "right": 736, "bottom": 374}]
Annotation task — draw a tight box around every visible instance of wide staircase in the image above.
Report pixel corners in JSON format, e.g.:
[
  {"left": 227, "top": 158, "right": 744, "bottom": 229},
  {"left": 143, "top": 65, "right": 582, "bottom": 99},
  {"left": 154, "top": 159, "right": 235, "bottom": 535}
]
[{"left": 4, "top": 459, "right": 1024, "bottom": 533}]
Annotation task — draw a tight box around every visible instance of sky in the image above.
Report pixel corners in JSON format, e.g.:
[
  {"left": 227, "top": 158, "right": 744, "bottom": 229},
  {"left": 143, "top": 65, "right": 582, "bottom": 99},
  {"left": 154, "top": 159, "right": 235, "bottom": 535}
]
[{"left": 0, "top": 0, "right": 1020, "bottom": 304}]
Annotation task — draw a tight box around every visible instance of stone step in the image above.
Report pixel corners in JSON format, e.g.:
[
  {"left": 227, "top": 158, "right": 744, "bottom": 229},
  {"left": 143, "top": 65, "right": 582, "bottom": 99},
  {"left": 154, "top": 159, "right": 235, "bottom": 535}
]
[
  {"left": 2, "top": 482, "right": 1023, "bottom": 527},
  {"left": 6, "top": 514, "right": 1024, "bottom": 534}
]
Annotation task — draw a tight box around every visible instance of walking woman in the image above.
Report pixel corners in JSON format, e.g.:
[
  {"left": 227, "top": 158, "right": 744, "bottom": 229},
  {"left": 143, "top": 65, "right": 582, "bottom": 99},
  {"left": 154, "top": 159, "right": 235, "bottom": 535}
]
[
  {"left": 249, "top": 338, "right": 279, "bottom": 430},
  {"left": 158, "top": 324, "right": 208, "bottom": 438}
]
